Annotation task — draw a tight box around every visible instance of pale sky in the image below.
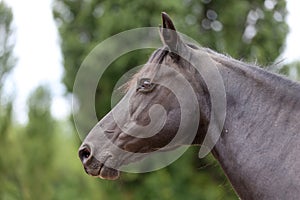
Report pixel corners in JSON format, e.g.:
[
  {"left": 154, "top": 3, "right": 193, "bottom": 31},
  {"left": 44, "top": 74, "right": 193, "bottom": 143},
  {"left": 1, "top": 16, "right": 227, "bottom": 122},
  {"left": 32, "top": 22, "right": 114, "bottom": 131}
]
[
  {"left": 4, "top": 0, "right": 67, "bottom": 123},
  {"left": 2, "top": 0, "right": 300, "bottom": 124},
  {"left": 282, "top": 0, "right": 300, "bottom": 61}
]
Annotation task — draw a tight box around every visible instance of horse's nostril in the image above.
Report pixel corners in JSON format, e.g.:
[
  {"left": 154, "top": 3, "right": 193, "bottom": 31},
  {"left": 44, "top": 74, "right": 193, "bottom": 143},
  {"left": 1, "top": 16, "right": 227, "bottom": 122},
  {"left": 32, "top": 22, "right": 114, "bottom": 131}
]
[
  {"left": 79, "top": 145, "right": 91, "bottom": 163},
  {"left": 82, "top": 149, "right": 90, "bottom": 158}
]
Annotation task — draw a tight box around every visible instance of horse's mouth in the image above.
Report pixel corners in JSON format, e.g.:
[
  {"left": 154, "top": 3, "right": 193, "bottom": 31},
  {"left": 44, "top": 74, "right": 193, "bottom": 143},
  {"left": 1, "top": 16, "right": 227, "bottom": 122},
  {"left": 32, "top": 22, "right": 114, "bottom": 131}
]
[
  {"left": 83, "top": 157, "right": 120, "bottom": 180},
  {"left": 98, "top": 165, "right": 120, "bottom": 180}
]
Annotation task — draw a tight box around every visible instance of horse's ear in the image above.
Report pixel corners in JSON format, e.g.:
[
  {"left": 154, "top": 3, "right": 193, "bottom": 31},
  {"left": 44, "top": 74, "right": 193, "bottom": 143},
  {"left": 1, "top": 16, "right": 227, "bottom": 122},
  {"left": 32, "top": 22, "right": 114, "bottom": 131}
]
[
  {"left": 160, "top": 12, "right": 181, "bottom": 53},
  {"left": 162, "top": 12, "right": 176, "bottom": 31}
]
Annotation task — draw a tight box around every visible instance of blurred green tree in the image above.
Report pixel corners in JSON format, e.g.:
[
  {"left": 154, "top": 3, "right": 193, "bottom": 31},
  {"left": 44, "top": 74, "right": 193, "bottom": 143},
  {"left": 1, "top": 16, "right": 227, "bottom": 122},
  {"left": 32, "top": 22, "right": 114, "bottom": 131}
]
[
  {"left": 20, "top": 85, "right": 55, "bottom": 200},
  {"left": 280, "top": 61, "right": 300, "bottom": 81},
  {"left": 52, "top": 0, "right": 288, "bottom": 199},
  {"left": 0, "top": 2, "right": 18, "bottom": 199},
  {"left": 0, "top": 0, "right": 15, "bottom": 139}
]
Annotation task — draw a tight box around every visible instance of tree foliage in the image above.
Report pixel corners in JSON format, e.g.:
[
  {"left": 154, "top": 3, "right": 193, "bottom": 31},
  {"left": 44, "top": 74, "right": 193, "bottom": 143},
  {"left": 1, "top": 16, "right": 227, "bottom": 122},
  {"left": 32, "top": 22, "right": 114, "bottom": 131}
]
[
  {"left": 0, "top": 2, "right": 16, "bottom": 197},
  {"left": 53, "top": 0, "right": 288, "bottom": 94},
  {"left": 0, "top": 0, "right": 15, "bottom": 138},
  {"left": 20, "top": 86, "right": 55, "bottom": 199},
  {"left": 280, "top": 61, "right": 300, "bottom": 81},
  {"left": 52, "top": 0, "right": 288, "bottom": 199}
]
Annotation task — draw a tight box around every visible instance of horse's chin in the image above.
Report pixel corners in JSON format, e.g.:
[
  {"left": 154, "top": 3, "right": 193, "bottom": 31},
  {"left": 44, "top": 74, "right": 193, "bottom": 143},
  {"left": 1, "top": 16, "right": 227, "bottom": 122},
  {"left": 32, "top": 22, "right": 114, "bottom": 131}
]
[{"left": 98, "top": 166, "right": 120, "bottom": 180}]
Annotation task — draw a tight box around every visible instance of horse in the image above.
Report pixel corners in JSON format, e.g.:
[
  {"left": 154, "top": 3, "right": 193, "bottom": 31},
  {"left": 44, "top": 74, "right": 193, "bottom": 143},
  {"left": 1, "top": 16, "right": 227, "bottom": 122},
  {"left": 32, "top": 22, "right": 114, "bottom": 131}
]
[{"left": 78, "top": 12, "right": 300, "bottom": 199}]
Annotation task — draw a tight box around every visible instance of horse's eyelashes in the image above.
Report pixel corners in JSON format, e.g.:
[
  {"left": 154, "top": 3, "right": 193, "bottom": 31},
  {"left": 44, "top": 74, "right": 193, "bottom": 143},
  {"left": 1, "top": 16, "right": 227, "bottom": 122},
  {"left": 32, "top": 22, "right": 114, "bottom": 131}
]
[{"left": 136, "top": 78, "right": 155, "bottom": 93}]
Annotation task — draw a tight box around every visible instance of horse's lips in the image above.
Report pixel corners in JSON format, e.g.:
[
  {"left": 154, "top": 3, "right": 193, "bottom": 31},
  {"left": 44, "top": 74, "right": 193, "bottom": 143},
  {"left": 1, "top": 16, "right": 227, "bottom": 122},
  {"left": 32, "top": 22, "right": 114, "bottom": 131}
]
[{"left": 98, "top": 165, "right": 120, "bottom": 180}]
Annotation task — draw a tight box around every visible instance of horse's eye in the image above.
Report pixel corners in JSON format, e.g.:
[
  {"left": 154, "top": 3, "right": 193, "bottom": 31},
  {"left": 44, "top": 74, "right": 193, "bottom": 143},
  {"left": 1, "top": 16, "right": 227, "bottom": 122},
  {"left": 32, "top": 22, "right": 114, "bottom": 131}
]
[{"left": 137, "top": 78, "right": 155, "bottom": 92}]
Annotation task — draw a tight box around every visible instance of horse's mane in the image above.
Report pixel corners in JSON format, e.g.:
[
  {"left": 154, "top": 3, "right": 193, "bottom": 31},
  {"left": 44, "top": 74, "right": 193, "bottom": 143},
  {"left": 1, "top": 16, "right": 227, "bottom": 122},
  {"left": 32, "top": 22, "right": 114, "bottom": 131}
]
[
  {"left": 120, "top": 42, "right": 300, "bottom": 95},
  {"left": 200, "top": 46, "right": 300, "bottom": 96}
]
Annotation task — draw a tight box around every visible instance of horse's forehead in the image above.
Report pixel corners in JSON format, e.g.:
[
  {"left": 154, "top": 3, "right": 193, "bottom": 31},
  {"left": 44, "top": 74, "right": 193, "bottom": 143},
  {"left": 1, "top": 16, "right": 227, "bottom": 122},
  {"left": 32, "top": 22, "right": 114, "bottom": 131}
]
[
  {"left": 149, "top": 48, "right": 166, "bottom": 61},
  {"left": 124, "top": 47, "right": 179, "bottom": 91},
  {"left": 139, "top": 49, "right": 167, "bottom": 73}
]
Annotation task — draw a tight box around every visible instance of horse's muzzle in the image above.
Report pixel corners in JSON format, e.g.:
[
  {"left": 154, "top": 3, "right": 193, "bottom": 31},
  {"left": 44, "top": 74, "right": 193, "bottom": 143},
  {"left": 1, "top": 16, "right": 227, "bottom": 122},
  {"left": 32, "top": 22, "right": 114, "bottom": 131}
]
[{"left": 78, "top": 144, "right": 120, "bottom": 180}]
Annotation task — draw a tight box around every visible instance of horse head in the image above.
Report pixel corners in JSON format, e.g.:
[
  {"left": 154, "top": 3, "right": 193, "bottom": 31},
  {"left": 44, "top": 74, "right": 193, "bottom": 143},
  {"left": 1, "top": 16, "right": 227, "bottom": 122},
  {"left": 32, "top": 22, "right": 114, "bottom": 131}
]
[{"left": 78, "top": 13, "right": 211, "bottom": 180}]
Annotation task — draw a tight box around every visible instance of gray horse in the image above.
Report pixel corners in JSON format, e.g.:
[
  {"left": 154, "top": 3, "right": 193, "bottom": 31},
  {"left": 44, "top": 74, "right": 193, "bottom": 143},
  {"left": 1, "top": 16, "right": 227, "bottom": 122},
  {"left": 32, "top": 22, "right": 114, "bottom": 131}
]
[{"left": 79, "top": 13, "right": 300, "bottom": 199}]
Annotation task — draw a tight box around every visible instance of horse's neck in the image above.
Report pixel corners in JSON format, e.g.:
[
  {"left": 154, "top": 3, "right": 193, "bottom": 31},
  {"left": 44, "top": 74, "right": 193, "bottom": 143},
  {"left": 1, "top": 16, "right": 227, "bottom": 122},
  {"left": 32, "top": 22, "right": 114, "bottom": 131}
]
[{"left": 211, "top": 57, "right": 300, "bottom": 199}]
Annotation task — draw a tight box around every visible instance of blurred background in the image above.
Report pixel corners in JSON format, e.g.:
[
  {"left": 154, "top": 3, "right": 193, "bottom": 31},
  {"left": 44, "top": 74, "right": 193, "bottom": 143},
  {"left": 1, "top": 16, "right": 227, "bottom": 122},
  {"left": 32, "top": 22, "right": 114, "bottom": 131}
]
[{"left": 0, "top": 0, "right": 299, "bottom": 199}]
